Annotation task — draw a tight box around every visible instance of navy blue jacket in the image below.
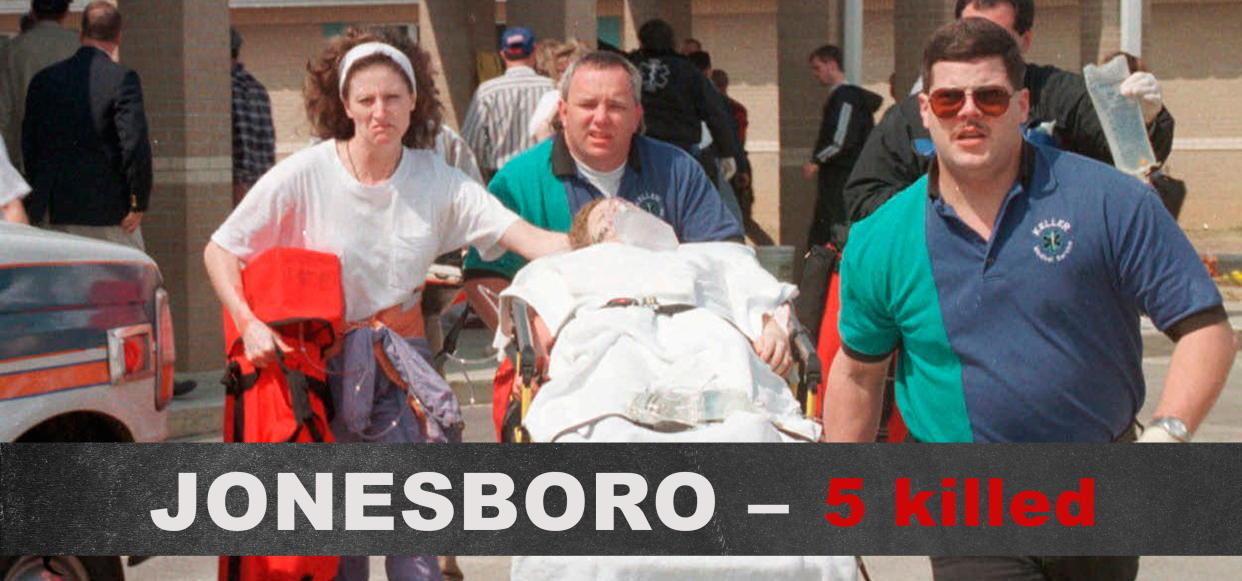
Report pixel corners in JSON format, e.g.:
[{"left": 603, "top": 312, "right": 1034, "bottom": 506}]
[{"left": 23, "top": 47, "right": 153, "bottom": 226}]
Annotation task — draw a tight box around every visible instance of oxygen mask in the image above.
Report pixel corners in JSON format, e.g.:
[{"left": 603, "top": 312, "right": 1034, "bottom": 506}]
[{"left": 612, "top": 203, "right": 679, "bottom": 252}]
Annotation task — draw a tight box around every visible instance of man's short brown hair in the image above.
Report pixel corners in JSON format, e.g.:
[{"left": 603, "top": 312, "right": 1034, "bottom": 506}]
[
  {"left": 81, "top": 1, "right": 122, "bottom": 43},
  {"left": 809, "top": 44, "right": 843, "bottom": 67},
  {"left": 922, "top": 18, "right": 1025, "bottom": 91}
]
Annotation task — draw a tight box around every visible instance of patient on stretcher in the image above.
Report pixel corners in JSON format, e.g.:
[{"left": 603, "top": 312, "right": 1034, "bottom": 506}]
[{"left": 495, "top": 198, "right": 821, "bottom": 443}]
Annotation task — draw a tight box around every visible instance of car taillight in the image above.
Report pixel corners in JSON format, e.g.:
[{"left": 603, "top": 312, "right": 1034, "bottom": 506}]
[
  {"left": 155, "top": 288, "right": 175, "bottom": 411},
  {"left": 123, "top": 334, "right": 148, "bottom": 373},
  {"left": 108, "top": 324, "right": 154, "bottom": 384}
]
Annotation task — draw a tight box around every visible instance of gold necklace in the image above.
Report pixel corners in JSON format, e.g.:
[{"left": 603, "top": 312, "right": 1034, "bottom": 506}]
[{"left": 344, "top": 140, "right": 400, "bottom": 183}]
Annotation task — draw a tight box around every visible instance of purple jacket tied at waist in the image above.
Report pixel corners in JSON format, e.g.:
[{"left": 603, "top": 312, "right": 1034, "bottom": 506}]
[{"left": 328, "top": 326, "right": 463, "bottom": 444}]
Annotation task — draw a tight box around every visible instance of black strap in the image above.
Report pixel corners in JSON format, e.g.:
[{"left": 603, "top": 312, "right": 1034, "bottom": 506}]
[
  {"left": 654, "top": 304, "right": 695, "bottom": 316},
  {"left": 227, "top": 555, "right": 241, "bottom": 581},
  {"left": 222, "top": 362, "right": 247, "bottom": 443},
  {"left": 222, "top": 354, "right": 331, "bottom": 443},
  {"left": 278, "top": 351, "right": 312, "bottom": 442},
  {"left": 793, "top": 245, "right": 841, "bottom": 344},
  {"left": 436, "top": 302, "right": 472, "bottom": 366},
  {"left": 277, "top": 351, "right": 330, "bottom": 443},
  {"left": 603, "top": 297, "right": 697, "bottom": 316}
]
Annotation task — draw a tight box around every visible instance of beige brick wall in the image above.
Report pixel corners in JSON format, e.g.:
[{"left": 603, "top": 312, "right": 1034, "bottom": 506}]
[
  {"left": 690, "top": 5, "right": 782, "bottom": 239},
  {"left": 1150, "top": 1, "right": 1242, "bottom": 139},
  {"left": 1167, "top": 151, "right": 1242, "bottom": 230},
  {"left": 234, "top": 23, "right": 328, "bottom": 159},
  {"left": 1027, "top": 3, "right": 1082, "bottom": 71},
  {"left": 1149, "top": 0, "right": 1242, "bottom": 229}
]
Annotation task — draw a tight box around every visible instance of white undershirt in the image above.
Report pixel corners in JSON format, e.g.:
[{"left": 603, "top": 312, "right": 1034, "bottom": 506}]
[{"left": 575, "top": 159, "right": 626, "bottom": 198}]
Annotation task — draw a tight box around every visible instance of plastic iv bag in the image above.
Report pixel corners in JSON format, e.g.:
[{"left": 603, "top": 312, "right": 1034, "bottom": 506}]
[{"left": 1083, "top": 54, "right": 1158, "bottom": 179}]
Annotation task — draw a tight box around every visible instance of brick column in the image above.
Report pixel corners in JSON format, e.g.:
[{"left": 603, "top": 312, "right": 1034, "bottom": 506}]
[
  {"left": 123, "top": 0, "right": 232, "bottom": 372},
  {"left": 419, "top": 0, "right": 495, "bottom": 129},
  {"left": 506, "top": 0, "right": 597, "bottom": 47},
  {"left": 776, "top": 0, "right": 835, "bottom": 256},
  {"left": 892, "top": 0, "right": 954, "bottom": 96},
  {"left": 622, "top": 0, "right": 691, "bottom": 52}
]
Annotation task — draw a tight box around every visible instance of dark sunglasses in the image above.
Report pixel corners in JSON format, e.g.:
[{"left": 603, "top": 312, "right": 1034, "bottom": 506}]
[{"left": 927, "top": 86, "right": 1015, "bottom": 119}]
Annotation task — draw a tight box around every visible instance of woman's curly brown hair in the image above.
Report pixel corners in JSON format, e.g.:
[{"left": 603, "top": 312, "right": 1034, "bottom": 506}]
[{"left": 304, "top": 26, "right": 442, "bottom": 149}]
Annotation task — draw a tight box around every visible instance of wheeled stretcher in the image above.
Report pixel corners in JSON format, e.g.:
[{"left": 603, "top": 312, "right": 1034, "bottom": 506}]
[{"left": 495, "top": 295, "right": 823, "bottom": 444}]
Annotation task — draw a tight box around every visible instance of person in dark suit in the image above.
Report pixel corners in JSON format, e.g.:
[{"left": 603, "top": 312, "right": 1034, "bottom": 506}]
[{"left": 22, "top": 1, "right": 152, "bottom": 251}]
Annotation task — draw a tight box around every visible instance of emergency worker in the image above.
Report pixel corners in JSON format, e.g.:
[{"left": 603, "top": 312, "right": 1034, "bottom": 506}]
[
  {"left": 462, "top": 50, "right": 742, "bottom": 330},
  {"left": 826, "top": 18, "right": 1234, "bottom": 580}
]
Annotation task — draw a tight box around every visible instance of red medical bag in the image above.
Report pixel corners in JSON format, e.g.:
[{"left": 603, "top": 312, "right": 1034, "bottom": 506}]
[{"left": 218, "top": 248, "right": 344, "bottom": 581}]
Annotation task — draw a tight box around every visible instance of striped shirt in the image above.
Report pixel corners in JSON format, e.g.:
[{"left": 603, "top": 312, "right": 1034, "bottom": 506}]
[
  {"left": 231, "top": 62, "right": 276, "bottom": 185},
  {"left": 460, "top": 65, "right": 554, "bottom": 173}
]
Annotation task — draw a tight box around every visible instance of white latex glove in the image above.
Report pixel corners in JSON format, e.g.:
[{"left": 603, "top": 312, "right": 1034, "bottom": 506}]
[
  {"left": 720, "top": 157, "right": 738, "bottom": 181},
  {"left": 1119, "top": 71, "right": 1164, "bottom": 125},
  {"left": 1136, "top": 424, "right": 1183, "bottom": 443}
]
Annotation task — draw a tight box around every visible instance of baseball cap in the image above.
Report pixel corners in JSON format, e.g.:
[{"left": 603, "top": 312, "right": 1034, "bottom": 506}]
[{"left": 500, "top": 27, "right": 535, "bottom": 59}]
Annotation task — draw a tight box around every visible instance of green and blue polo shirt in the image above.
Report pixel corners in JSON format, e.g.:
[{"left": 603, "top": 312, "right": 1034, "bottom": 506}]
[
  {"left": 464, "top": 133, "right": 743, "bottom": 280},
  {"left": 840, "top": 143, "right": 1221, "bottom": 443}
]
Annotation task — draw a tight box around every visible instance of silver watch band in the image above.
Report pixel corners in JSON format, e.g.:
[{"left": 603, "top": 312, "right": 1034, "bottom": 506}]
[{"left": 1150, "top": 416, "right": 1191, "bottom": 442}]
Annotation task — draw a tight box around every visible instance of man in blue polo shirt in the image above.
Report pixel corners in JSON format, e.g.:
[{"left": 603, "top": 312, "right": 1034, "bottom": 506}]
[
  {"left": 825, "top": 18, "right": 1234, "bottom": 579},
  {"left": 463, "top": 50, "right": 741, "bottom": 328}
]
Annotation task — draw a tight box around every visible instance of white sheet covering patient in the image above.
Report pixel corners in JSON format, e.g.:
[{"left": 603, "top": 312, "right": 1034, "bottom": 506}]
[
  {"left": 497, "top": 198, "right": 854, "bottom": 580},
  {"left": 497, "top": 239, "right": 820, "bottom": 443}
]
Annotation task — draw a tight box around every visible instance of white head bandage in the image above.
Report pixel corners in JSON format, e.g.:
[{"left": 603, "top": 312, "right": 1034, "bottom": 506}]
[{"left": 338, "top": 42, "right": 417, "bottom": 99}]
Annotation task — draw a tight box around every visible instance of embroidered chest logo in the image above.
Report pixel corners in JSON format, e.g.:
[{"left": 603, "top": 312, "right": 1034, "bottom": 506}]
[
  {"left": 634, "top": 192, "right": 665, "bottom": 217},
  {"left": 639, "top": 60, "right": 671, "bottom": 92},
  {"left": 1032, "top": 218, "right": 1074, "bottom": 263}
]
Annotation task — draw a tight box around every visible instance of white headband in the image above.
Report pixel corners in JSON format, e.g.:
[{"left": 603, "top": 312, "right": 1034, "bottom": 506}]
[{"left": 338, "top": 42, "right": 417, "bottom": 98}]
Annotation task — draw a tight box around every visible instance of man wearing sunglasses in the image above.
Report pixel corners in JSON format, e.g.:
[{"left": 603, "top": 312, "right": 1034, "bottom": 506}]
[
  {"left": 844, "top": 0, "right": 1176, "bottom": 225},
  {"left": 825, "top": 17, "right": 1234, "bottom": 580}
]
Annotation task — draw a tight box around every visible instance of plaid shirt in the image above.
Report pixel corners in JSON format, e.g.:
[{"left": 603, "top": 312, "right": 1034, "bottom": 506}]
[{"left": 231, "top": 62, "right": 275, "bottom": 185}]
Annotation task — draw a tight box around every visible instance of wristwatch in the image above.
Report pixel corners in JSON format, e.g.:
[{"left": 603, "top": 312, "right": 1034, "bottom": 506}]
[{"left": 1149, "top": 416, "right": 1191, "bottom": 442}]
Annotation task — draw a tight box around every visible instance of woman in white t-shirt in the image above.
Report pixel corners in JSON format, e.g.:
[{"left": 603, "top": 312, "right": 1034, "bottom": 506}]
[
  {"left": 207, "top": 28, "right": 565, "bottom": 365},
  {"left": 204, "top": 29, "right": 567, "bottom": 581}
]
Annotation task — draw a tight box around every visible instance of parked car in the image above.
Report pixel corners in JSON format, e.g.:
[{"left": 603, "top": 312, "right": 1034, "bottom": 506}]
[{"left": 0, "top": 222, "right": 172, "bottom": 581}]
